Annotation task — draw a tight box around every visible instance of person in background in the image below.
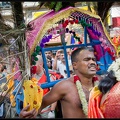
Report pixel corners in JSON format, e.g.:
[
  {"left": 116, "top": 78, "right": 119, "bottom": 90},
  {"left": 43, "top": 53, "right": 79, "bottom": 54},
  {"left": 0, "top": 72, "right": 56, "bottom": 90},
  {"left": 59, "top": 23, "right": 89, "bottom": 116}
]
[
  {"left": 46, "top": 56, "right": 52, "bottom": 70},
  {"left": 46, "top": 55, "right": 60, "bottom": 118},
  {"left": 52, "top": 49, "right": 63, "bottom": 70},
  {"left": 64, "top": 65, "right": 75, "bottom": 77},
  {"left": 32, "top": 55, "right": 57, "bottom": 118},
  {"left": 46, "top": 53, "right": 64, "bottom": 118},
  {"left": 66, "top": 48, "right": 72, "bottom": 61},
  {"left": 19, "top": 46, "right": 101, "bottom": 118},
  {"left": 45, "top": 51, "right": 54, "bottom": 67},
  {"left": 54, "top": 50, "right": 72, "bottom": 78},
  {"left": 88, "top": 58, "right": 120, "bottom": 118}
]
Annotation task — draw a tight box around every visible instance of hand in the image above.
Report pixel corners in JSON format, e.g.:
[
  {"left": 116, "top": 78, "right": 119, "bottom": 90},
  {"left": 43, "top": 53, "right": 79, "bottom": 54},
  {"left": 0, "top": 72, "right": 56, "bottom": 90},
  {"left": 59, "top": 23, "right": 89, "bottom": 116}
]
[
  {"left": 55, "top": 50, "right": 61, "bottom": 59},
  {"left": 19, "top": 105, "right": 38, "bottom": 118}
]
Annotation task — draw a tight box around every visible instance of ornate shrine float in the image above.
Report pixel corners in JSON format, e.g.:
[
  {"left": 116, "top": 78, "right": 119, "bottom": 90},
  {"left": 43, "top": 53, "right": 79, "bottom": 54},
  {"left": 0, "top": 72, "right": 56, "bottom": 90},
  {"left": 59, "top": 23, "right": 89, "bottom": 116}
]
[
  {"left": 1, "top": 6, "right": 117, "bottom": 117},
  {"left": 18, "top": 6, "right": 117, "bottom": 115}
]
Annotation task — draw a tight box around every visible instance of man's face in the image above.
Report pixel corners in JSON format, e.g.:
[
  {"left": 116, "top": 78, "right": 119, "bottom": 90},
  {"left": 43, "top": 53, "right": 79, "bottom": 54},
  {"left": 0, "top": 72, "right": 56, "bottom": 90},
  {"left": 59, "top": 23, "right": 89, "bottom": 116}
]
[
  {"left": 60, "top": 53, "right": 65, "bottom": 62},
  {"left": 47, "top": 59, "right": 52, "bottom": 69},
  {"left": 36, "top": 61, "right": 43, "bottom": 74},
  {"left": 73, "top": 50, "right": 97, "bottom": 77},
  {"left": 56, "top": 50, "right": 63, "bottom": 60},
  {"left": 67, "top": 49, "right": 71, "bottom": 56},
  {"left": 45, "top": 51, "right": 52, "bottom": 58}
]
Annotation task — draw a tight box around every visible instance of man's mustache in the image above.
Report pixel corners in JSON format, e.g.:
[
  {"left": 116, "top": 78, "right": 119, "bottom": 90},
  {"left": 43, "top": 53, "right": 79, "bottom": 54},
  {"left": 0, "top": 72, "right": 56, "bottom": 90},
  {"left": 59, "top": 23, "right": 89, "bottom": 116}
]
[{"left": 88, "top": 64, "right": 97, "bottom": 68}]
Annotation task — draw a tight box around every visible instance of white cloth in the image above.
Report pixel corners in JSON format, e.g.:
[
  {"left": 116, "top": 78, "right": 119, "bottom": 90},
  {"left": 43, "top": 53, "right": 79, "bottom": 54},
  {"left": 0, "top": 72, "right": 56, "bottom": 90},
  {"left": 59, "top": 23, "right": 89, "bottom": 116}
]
[
  {"left": 57, "top": 60, "right": 72, "bottom": 78},
  {"left": 48, "top": 111, "right": 55, "bottom": 118}
]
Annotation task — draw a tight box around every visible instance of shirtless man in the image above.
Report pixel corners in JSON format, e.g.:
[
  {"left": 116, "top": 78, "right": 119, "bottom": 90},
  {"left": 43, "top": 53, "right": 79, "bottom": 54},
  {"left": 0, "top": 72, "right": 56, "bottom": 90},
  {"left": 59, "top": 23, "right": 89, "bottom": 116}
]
[{"left": 19, "top": 46, "right": 98, "bottom": 118}]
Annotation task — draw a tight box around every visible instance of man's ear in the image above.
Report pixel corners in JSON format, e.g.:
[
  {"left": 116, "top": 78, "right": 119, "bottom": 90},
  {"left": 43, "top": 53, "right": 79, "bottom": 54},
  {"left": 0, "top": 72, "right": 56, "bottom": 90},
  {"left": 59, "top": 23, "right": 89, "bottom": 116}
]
[{"left": 72, "top": 62, "right": 77, "bottom": 70}]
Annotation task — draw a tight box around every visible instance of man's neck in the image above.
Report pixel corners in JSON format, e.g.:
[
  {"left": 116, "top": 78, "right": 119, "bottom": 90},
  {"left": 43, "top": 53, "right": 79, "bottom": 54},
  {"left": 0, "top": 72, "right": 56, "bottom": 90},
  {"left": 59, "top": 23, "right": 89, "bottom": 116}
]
[
  {"left": 77, "top": 74, "right": 94, "bottom": 88},
  {"left": 36, "top": 71, "right": 44, "bottom": 79}
]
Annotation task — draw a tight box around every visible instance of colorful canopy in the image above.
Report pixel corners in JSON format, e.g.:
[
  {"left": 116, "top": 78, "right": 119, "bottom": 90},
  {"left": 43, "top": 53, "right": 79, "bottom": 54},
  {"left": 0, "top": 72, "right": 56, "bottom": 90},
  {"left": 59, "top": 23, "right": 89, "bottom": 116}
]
[{"left": 26, "top": 7, "right": 115, "bottom": 55}]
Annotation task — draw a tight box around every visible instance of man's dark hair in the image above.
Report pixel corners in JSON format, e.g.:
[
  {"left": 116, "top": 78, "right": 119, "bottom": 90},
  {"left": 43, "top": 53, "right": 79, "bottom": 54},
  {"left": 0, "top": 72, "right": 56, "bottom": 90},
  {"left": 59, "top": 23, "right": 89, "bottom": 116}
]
[{"left": 71, "top": 46, "right": 94, "bottom": 63}]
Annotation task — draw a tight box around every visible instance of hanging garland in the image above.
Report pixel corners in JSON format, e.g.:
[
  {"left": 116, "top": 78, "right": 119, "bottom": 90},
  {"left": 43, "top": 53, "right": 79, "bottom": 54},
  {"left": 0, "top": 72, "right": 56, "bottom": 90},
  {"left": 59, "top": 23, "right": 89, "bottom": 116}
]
[{"left": 74, "top": 75, "right": 99, "bottom": 117}]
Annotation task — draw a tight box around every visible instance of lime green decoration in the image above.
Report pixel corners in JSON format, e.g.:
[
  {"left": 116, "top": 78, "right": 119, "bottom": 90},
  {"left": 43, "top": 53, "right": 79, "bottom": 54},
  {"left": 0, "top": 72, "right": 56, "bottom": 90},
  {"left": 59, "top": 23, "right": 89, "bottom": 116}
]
[
  {"left": 35, "top": 46, "right": 41, "bottom": 54},
  {"left": 34, "top": 56, "right": 38, "bottom": 61},
  {"left": 55, "top": 2, "right": 62, "bottom": 12},
  {"left": 31, "top": 46, "right": 41, "bottom": 65},
  {"left": 32, "top": 52, "right": 37, "bottom": 57},
  {"left": 48, "top": 2, "right": 57, "bottom": 9},
  {"left": 78, "top": 19, "right": 92, "bottom": 27},
  {"left": 36, "top": 46, "right": 41, "bottom": 51},
  {"left": 32, "top": 60, "right": 36, "bottom": 65},
  {"left": 87, "top": 23, "right": 92, "bottom": 27}
]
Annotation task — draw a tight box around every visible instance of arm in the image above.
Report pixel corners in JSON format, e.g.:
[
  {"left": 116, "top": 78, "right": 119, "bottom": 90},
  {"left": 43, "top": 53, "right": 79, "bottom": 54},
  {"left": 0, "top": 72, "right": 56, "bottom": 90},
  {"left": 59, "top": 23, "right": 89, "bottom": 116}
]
[
  {"left": 50, "top": 101, "right": 57, "bottom": 111},
  {"left": 52, "top": 50, "right": 61, "bottom": 70},
  {"left": 39, "top": 80, "right": 65, "bottom": 112},
  {"left": 19, "top": 80, "right": 67, "bottom": 118},
  {"left": 52, "top": 55, "right": 58, "bottom": 70}
]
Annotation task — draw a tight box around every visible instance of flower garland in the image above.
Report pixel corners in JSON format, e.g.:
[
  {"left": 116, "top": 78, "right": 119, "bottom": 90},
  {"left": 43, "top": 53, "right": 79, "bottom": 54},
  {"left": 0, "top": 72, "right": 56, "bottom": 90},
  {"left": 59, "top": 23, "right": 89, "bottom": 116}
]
[
  {"left": 76, "top": 80, "right": 88, "bottom": 116},
  {"left": 74, "top": 75, "right": 99, "bottom": 117},
  {"left": 107, "top": 58, "right": 120, "bottom": 81}
]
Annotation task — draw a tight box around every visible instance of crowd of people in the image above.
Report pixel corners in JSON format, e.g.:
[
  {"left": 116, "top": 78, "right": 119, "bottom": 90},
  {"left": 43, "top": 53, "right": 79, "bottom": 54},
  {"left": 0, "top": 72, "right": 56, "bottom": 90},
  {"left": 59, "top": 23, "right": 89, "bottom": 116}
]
[
  {"left": 19, "top": 46, "right": 120, "bottom": 118},
  {"left": 1, "top": 46, "right": 120, "bottom": 118},
  {"left": 19, "top": 46, "right": 100, "bottom": 118}
]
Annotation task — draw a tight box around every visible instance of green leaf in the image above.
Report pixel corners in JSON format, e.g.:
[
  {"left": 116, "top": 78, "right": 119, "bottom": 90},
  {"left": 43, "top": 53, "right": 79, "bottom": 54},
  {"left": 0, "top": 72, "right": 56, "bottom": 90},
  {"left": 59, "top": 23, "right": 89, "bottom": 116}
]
[
  {"left": 34, "top": 56, "right": 38, "bottom": 61},
  {"left": 32, "top": 60, "right": 36, "bottom": 65},
  {"left": 48, "top": 2, "right": 57, "bottom": 9},
  {"left": 55, "top": 2, "right": 62, "bottom": 12},
  {"left": 32, "top": 52, "right": 37, "bottom": 57}
]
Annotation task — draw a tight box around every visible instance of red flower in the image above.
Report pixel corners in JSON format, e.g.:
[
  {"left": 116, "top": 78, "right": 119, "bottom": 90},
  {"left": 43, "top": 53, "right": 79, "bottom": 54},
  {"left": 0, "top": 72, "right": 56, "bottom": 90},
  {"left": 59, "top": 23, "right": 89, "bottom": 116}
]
[
  {"left": 92, "top": 76, "right": 98, "bottom": 82},
  {"left": 110, "top": 52, "right": 114, "bottom": 56},
  {"left": 75, "top": 19, "right": 79, "bottom": 24},
  {"left": 62, "top": 23, "right": 67, "bottom": 28},
  {"left": 65, "top": 20, "right": 69, "bottom": 25},
  {"left": 74, "top": 75, "right": 98, "bottom": 83},
  {"left": 74, "top": 75, "right": 80, "bottom": 83},
  {"left": 70, "top": 20, "right": 74, "bottom": 24},
  {"left": 31, "top": 66, "right": 37, "bottom": 74}
]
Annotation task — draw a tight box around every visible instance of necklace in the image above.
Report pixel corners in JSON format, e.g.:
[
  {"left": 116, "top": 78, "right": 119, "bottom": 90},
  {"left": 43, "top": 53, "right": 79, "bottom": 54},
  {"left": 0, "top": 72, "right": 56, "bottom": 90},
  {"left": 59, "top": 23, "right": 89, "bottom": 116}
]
[{"left": 74, "top": 75, "right": 99, "bottom": 117}]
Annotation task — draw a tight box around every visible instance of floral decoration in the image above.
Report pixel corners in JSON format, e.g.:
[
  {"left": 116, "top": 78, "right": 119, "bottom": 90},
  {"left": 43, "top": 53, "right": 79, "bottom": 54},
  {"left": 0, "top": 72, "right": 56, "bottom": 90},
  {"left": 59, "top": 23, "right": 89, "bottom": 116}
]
[
  {"left": 74, "top": 75, "right": 99, "bottom": 117},
  {"left": 107, "top": 58, "right": 120, "bottom": 81}
]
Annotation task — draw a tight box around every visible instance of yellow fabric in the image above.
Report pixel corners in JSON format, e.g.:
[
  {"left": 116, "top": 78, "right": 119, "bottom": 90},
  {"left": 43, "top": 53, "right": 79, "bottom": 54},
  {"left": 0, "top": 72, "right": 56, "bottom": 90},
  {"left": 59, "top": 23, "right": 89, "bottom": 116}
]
[
  {"left": 23, "top": 80, "right": 43, "bottom": 112},
  {"left": 89, "top": 82, "right": 120, "bottom": 118},
  {"left": 31, "top": 77, "right": 38, "bottom": 84},
  {"left": 88, "top": 86, "right": 104, "bottom": 118},
  {"left": 6, "top": 74, "right": 16, "bottom": 107}
]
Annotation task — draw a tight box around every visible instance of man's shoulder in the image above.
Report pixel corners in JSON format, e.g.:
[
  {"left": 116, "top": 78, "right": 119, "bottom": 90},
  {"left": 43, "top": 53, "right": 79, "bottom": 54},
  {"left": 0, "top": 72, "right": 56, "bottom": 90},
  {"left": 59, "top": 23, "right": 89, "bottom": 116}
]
[
  {"left": 53, "top": 77, "right": 75, "bottom": 93},
  {"left": 59, "top": 76, "right": 74, "bottom": 85},
  {"left": 56, "top": 77, "right": 74, "bottom": 85}
]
